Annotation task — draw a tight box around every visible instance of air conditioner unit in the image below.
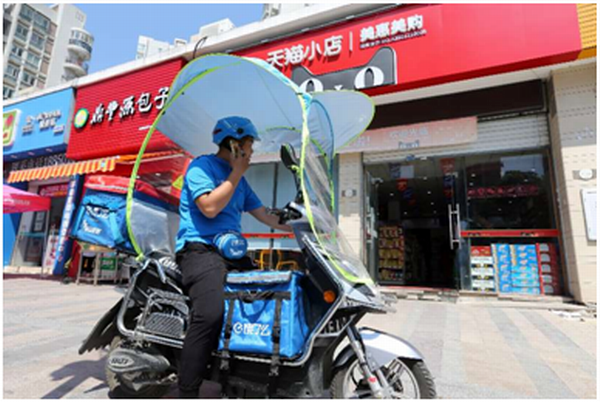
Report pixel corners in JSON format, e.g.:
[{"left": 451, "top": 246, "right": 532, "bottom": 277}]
[{"left": 198, "top": 18, "right": 235, "bottom": 38}]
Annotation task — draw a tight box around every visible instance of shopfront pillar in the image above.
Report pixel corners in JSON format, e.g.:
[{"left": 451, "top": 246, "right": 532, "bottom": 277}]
[
  {"left": 338, "top": 153, "right": 364, "bottom": 259},
  {"left": 548, "top": 61, "right": 597, "bottom": 303}
]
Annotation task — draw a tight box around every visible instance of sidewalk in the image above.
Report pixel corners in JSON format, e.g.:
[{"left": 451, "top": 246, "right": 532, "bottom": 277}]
[
  {"left": 362, "top": 296, "right": 597, "bottom": 399},
  {"left": 3, "top": 275, "right": 597, "bottom": 399}
]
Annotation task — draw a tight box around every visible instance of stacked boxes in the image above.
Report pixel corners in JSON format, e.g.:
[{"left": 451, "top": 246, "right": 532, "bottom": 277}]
[
  {"left": 510, "top": 245, "right": 540, "bottom": 295},
  {"left": 492, "top": 244, "right": 512, "bottom": 293},
  {"left": 378, "top": 225, "right": 405, "bottom": 283},
  {"left": 470, "top": 246, "right": 496, "bottom": 292},
  {"left": 537, "top": 243, "right": 562, "bottom": 295}
]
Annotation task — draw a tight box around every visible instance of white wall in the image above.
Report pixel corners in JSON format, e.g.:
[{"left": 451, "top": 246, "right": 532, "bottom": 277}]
[
  {"left": 548, "top": 61, "right": 597, "bottom": 303},
  {"left": 46, "top": 4, "right": 86, "bottom": 87}
]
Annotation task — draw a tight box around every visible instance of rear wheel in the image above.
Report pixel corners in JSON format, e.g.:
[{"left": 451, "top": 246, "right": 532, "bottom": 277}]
[
  {"left": 331, "top": 355, "right": 436, "bottom": 399},
  {"left": 105, "top": 336, "right": 171, "bottom": 398}
]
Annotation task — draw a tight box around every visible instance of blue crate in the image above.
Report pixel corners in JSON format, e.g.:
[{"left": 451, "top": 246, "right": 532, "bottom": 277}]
[
  {"left": 511, "top": 272, "right": 539, "bottom": 281},
  {"left": 512, "top": 287, "right": 541, "bottom": 295}
]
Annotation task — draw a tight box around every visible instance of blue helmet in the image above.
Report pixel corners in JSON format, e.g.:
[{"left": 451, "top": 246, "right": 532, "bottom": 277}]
[{"left": 212, "top": 116, "right": 260, "bottom": 146}]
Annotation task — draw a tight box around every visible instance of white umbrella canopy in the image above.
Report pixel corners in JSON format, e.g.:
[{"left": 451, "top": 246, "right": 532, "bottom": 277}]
[{"left": 155, "top": 54, "right": 375, "bottom": 160}]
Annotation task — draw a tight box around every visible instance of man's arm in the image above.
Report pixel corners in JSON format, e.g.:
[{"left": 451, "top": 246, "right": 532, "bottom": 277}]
[
  {"left": 195, "top": 170, "right": 243, "bottom": 218},
  {"left": 249, "top": 206, "right": 293, "bottom": 232},
  {"left": 195, "top": 152, "right": 251, "bottom": 218}
]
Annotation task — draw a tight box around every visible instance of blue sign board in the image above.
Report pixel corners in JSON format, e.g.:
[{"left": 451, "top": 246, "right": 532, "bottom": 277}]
[{"left": 3, "top": 88, "right": 74, "bottom": 161}]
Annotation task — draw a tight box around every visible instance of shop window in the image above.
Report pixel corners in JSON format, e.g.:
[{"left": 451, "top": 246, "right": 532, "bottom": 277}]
[{"left": 465, "top": 152, "right": 554, "bottom": 230}]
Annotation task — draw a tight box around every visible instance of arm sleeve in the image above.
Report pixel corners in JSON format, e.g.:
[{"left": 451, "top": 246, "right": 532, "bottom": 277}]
[
  {"left": 186, "top": 158, "right": 216, "bottom": 201},
  {"left": 243, "top": 180, "right": 263, "bottom": 212}
]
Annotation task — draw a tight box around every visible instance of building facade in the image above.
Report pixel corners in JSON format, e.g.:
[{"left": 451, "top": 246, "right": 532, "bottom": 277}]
[
  {"left": 3, "top": 4, "right": 596, "bottom": 303},
  {"left": 2, "top": 3, "right": 93, "bottom": 100},
  {"left": 136, "top": 35, "right": 187, "bottom": 60}
]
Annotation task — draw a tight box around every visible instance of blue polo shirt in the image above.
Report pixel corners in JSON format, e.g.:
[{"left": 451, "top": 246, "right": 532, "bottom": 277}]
[{"left": 175, "top": 154, "right": 262, "bottom": 252}]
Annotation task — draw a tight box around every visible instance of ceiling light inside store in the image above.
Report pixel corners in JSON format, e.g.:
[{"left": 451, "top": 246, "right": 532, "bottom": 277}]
[{"left": 471, "top": 173, "right": 476, "bottom": 177}]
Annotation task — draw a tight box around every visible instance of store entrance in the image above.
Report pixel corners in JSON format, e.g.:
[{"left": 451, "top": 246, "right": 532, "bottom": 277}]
[{"left": 367, "top": 157, "right": 464, "bottom": 288}]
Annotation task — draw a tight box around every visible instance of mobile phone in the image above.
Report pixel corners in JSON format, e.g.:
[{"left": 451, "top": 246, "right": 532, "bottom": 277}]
[
  {"left": 230, "top": 140, "right": 245, "bottom": 158},
  {"left": 230, "top": 140, "right": 239, "bottom": 158}
]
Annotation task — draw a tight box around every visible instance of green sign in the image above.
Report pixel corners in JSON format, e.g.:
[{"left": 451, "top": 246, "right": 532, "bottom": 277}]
[
  {"left": 73, "top": 108, "right": 89, "bottom": 129},
  {"left": 3, "top": 109, "right": 20, "bottom": 147}
]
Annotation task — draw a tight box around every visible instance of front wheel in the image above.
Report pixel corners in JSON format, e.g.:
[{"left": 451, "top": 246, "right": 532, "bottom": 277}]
[{"left": 330, "top": 355, "right": 436, "bottom": 399}]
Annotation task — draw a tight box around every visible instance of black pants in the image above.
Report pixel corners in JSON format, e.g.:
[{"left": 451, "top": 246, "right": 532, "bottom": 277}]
[{"left": 176, "top": 242, "right": 254, "bottom": 397}]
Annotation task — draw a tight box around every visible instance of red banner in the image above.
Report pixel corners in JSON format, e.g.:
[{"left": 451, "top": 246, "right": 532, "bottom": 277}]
[
  {"left": 67, "top": 59, "right": 186, "bottom": 161},
  {"left": 238, "top": 4, "right": 581, "bottom": 95}
]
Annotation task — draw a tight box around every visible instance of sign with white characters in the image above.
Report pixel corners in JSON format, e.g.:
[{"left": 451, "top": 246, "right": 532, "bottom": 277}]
[
  {"left": 359, "top": 14, "right": 426, "bottom": 49},
  {"left": 82, "top": 87, "right": 170, "bottom": 128},
  {"left": 267, "top": 35, "right": 345, "bottom": 68},
  {"left": 22, "top": 110, "right": 64, "bottom": 135}
]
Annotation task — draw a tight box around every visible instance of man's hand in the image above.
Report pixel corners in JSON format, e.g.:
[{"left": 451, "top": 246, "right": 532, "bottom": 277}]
[
  {"left": 230, "top": 145, "right": 251, "bottom": 175},
  {"left": 249, "top": 206, "right": 293, "bottom": 232}
]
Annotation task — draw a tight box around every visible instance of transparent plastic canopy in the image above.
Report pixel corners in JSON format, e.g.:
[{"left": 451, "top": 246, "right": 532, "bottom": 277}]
[{"left": 126, "top": 54, "right": 376, "bottom": 285}]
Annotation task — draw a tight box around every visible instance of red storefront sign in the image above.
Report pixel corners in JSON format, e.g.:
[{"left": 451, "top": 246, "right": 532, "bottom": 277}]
[
  {"left": 67, "top": 59, "right": 186, "bottom": 161},
  {"left": 39, "top": 183, "right": 69, "bottom": 198},
  {"left": 238, "top": 4, "right": 582, "bottom": 96}
]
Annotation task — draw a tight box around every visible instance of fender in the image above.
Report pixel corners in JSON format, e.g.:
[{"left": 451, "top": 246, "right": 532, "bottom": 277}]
[
  {"left": 78, "top": 298, "right": 123, "bottom": 355},
  {"left": 333, "top": 327, "right": 424, "bottom": 370}
]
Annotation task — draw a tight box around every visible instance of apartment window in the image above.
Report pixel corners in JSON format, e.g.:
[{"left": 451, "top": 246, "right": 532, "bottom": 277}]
[
  {"left": 3, "top": 86, "right": 15, "bottom": 99},
  {"left": 19, "top": 5, "right": 34, "bottom": 21},
  {"left": 11, "top": 44, "right": 24, "bottom": 59},
  {"left": 21, "top": 70, "right": 35, "bottom": 87},
  {"left": 6, "top": 64, "right": 20, "bottom": 79},
  {"left": 15, "top": 23, "right": 28, "bottom": 41},
  {"left": 26, "top": 52, "right": 40, "bottom": 69},
  {"left": 33, "top": 14, "right": 50, "bottom": 33},
  {"left": 30, "top": 32, "right": 44, "bottom": 49}
]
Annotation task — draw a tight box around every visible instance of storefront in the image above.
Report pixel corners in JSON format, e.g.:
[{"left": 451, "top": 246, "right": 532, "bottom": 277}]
[
  {"left": 3, "top": 88, "right": 76, "bottom": 270},
  {"left": 239, "top": 4, "right": 596, "bottom": 299},
  {"left": 63, "top": 58, "right": 187, "bottom": 280}
]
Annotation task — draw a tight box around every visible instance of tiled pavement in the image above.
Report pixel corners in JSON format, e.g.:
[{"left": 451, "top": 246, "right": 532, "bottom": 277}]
[{"left": 3, "top": 276, "right": 597, "bottom": 399}]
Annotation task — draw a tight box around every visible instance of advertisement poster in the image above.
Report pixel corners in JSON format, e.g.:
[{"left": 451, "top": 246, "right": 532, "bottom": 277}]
[{"left": 53, "top": 175, "right": 83, "bottom": 275}]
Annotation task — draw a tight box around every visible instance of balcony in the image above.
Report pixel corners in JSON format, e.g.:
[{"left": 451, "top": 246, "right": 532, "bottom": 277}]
[
  {"left": 4, "top": 74, "right": 17, "bottom": 85},
  {"left": 68, "top": 28, "right": 93, "bottom": 59},
  {"left": 64, "top": 57, "right": 88, "bottom": 76},
  {"left": 68, "top": 39, "right": 92, "bottom": 59}
]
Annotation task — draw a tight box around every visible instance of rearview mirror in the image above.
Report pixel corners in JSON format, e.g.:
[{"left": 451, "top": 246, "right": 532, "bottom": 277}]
[{"left": 280, "top": 144, "right": 299, "bottom": 172}]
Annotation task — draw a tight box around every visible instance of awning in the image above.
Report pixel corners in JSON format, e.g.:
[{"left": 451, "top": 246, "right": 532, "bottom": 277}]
[
  {"left": 6, "top": 151, "right": 185, "bottom": 184},
  {"left": 7, "top": 156, "right": 118, "bottom": 184},
  {"left": 3, "top": 185, "right": 51, "bottom": 214}
]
